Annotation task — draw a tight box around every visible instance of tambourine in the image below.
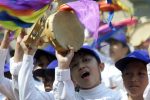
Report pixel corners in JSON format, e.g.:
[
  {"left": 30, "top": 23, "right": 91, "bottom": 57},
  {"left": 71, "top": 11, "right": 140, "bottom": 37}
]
[
  {"left": 25, "top": 4, "right": 85, "bottom": 53},
  {"left": 129, "top": 22, "right": 150, "bottom": 47},
  {"left": 41, "top": 7, "right": 85, "bottom": 52}
]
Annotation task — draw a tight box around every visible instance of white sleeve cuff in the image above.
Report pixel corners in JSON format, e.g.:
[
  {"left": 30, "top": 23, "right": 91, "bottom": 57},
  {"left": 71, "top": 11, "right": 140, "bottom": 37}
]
[
  {"left": 9, "top": 57, "right": 22, "bottom": 76},
  {"left": 55, "top": 67, "right": 71, "bottom": 81},
  {"left": 23, "top": 54, "right": 34, "bottom": 63}
]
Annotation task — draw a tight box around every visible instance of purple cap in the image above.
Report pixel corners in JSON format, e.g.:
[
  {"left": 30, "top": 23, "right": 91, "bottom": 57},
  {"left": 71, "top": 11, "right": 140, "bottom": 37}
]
[
  {"left": 107, "top": 29, "right": 127, "bottom": 45},
  {"left": 115, "top": 50, "right": 150, "bottom": 71},
  {"left": 47, "top": 60, "right": 58, "bottom": 70},
  {"left": 4, "top": 63, "right": 10, "bottom": 73},
  {"left": 75, "top": 45, "right": 101, "bottom": 63},
  {"left": 34, "top": 44, "right": 56, "bottom": 61}
]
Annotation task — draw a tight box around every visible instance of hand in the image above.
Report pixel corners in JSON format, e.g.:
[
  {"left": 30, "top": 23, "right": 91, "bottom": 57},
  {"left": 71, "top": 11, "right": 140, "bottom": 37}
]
[
  {"left": 17, "top": 29, "right": 26, "bottom": 44},
  {"left": 20, "top": 35, "right": 42, "bottom": 55},
  {"left": 14, "top": 30, "right": 26, "bottom": 62},
  {"left": 0, "top": 30, "right": 11, "bottom": 49},
  {"left": 55, "top": 46, "right": 74, "bottom": 69}
]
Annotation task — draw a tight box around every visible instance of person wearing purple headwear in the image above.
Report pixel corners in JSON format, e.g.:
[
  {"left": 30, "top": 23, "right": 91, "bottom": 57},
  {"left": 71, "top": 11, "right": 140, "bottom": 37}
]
[
  {"left": 18, "top": 34, "right": 57, "bottom": 100},
  {"left": 115, "top": 49, "right": 150, "bottom": 100},
  {"left": 32, "top": 45, "right": 56, "bottom": 91},
  {"left": 33, "top": 60, "right": 58, "bottom": 92},
  {"left": 19, "top": 32, "right": 123, "bottom": 100},
  {"left": 100, "top": 29, "right": 131, "bottom": 93},
  {"left": 52, "top": 45, "right": 124, "bottom": 100}
]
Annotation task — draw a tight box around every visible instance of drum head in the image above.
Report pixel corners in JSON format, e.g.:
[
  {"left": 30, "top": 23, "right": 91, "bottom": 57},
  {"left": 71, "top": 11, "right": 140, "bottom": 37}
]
[
  {"left": 45, "top": 10, "right": 85, "bottom": 52},
  {"left": 129, "top": 22, "right": 150, "bottom": 46}
]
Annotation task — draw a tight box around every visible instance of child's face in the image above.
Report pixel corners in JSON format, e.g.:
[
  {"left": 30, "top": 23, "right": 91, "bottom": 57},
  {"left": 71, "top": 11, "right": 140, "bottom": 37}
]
[
  {"left": 109, "top": 41, "right": 128, "bottom": 62},
  {"left": 34, "top": 55, "right": 50, "bottom": 68},
  {"left": 122, "top": 61, "right": 148, "bottom": 97},
  {"left": 70, "top": 53, "right": 103, "bottom": 89}
]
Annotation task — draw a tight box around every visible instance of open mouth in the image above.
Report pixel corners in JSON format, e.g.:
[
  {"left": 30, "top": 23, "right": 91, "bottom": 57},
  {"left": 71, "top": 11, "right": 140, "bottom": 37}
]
[{"left": 81, "top": 72, "right": 90, "bottom": 79}]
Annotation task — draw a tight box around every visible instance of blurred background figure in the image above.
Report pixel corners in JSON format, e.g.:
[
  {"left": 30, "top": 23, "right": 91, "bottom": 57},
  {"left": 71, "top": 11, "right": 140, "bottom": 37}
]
[
  {"left": 107, "top": 29, "right": 131, "bottom": 62},
  {"left": 33, "top": 60, "right": 58, "bottom": 92},
  {"left": 33, "top": 44, "right": 56, "bottom": 91},
  {"left": 4, "top": 63, "right": 11, "bottom": 80},
  {"left": 99, "top": 29, "right": 131, "bottom": 92}
]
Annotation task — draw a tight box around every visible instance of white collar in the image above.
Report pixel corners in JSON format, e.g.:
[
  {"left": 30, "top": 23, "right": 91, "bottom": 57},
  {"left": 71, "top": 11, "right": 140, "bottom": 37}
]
[{"left": 79, "top": 83, "right": 106, "bottom": 96}]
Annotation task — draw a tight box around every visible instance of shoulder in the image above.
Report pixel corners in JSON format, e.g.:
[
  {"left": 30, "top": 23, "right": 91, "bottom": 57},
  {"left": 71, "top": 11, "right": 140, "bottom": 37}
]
[{"left": 101, "top": 86, "right": 126, "bottom": 99}]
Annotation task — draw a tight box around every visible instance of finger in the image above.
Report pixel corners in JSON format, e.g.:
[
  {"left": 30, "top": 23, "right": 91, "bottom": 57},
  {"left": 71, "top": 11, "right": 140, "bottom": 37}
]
[
  {"left": 68, "top": 45, "right": 74, "bottom": 50},
  {"left": 66, "top": 48, "right": 74, "bottom": 59},
  {"left": 36, "top": 37, "right": 44, "bottom": 46},
  {"left": 3, "top": 30, "right": 10, "bottom": 39},
  {"left": 20, "top": 29, "right": 27, "bottom": 38}
]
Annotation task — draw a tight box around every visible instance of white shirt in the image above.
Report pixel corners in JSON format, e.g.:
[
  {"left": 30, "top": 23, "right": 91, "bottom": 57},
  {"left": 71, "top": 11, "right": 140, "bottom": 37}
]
[
  {"left": 53, "top": 67, "right": 124, "bottom": 100},
  {"left": 0, "top": 48, "right": 17, "bottom": 100},
  {"left": 18, "top": 54, "right": 124, "bottom": 100},
  {"left": 0, "top": 48, "right": 45, "bottom": 100},
  {"left": 101, "top": 61, "right": 126, "bottom": 92},
  {"left": 18, "top": 54, "right": 55, "bottom": 100},
  {"left": 0, "top": 93, "right": 6, "bottom": 100}
]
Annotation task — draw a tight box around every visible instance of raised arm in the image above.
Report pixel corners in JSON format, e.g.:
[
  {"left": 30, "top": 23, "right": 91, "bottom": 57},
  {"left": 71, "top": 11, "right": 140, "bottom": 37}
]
[
  {"left": 0, "top": 30, "right": 16, "bottom": 100},
  {"left": 18, "top": 35, "right": 54, "bottom": 100},
  {"left": 53, "top": 48, "right": 76, "bottom": 100},
  {"left": 9, "top": 30, "right": 25, "bottom": 100}
]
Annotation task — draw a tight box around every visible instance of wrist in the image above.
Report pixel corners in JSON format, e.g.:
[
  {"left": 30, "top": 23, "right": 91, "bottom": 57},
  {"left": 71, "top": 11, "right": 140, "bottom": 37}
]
[{"left": 58, "top": 63, "right": 70, "bottom": 69}]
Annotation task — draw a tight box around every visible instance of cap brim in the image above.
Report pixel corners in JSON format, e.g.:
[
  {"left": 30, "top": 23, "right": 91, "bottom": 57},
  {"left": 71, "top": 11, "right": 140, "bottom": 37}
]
[
  {"left": 33, "top": 69, "right": 55, "bottom": 77},
  {"left": 34, "top": 49, "right": 56, "bottom": 60},
  {"left": 115, "top": 57, "right": 148, "bottom": 71}
]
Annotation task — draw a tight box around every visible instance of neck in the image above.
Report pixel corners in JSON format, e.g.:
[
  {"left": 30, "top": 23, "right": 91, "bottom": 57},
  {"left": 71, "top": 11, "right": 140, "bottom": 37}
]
[
  {"left": 80, "top": 81, "right": 101, "bottom": 90},
  {"left": 128, "top": 95, "right": 144, "bottom": 100}
]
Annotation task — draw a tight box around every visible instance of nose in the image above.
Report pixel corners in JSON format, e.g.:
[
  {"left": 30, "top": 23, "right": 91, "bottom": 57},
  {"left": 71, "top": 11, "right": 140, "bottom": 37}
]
[
  {"left": 78, "top": 62, "right": 86, "bottom": 71},
  {"left": 130, "top": 74, "right": 138, "bottom": 82}
]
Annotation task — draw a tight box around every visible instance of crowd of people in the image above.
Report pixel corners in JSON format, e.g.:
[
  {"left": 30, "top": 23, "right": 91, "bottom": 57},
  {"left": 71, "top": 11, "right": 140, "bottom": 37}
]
[
  {"left": 0, "top": 24, "right": 149, "bottom": 100},
  {"left": 0, "top": 0, "right": 150, "bottom": 100}
]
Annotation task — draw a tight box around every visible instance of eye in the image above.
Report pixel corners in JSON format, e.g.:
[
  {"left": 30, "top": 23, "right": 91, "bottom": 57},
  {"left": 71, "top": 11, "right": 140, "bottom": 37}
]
[
  {"left": 70, "top": 63, "right": 79, "bottom": 69},
  {"left": 138, "top": 72, "right": 147, "bottom": 76},
  {"left": 123, "top": 72, "right": 131, "bottom": 77},
  {"left": 82, "top": 57, "right": 91, "bottom": 63}
]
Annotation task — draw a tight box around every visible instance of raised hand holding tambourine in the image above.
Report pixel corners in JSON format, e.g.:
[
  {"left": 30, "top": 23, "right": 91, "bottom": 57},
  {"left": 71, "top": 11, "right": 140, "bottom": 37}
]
[{"left": 25, "top": 1, "right": 85, "bottom": 53}]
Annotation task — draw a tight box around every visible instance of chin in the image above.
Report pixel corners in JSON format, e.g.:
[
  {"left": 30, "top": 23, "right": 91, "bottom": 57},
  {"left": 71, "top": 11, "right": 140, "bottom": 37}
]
[{"left": 81, "top": 82, "right": 100, "bottom": 89}]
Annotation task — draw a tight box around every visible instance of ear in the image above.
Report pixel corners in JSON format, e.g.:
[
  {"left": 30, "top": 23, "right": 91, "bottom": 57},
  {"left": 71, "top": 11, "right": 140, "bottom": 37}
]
[{"left": 99, "top": 63, "right": 104, "bottom": 72}]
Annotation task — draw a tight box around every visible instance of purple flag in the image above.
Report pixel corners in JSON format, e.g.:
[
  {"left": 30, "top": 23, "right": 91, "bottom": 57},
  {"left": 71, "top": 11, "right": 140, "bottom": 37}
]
[
  {"left": 0, "top": 0, "right": 52, "bottom": 10},
  {"left": 67, "top": 0, "right": 100, "bottom": 38}
]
